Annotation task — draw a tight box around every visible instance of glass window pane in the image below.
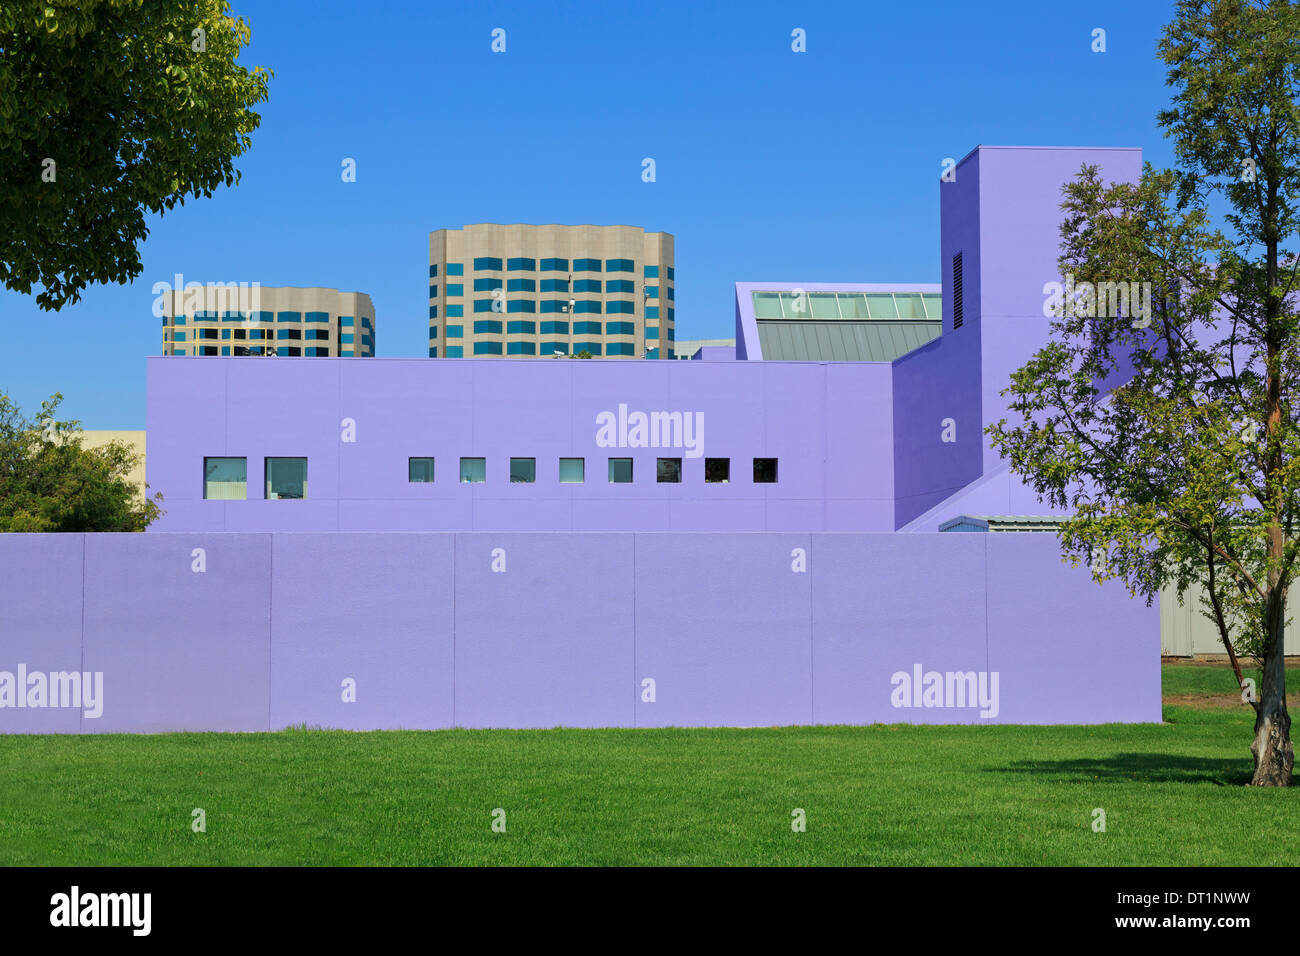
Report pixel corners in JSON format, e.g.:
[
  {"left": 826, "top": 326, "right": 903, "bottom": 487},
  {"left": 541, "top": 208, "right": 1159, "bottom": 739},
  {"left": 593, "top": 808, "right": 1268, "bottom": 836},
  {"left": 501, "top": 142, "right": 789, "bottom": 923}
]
[
  {"left": 808, "top": 293, "right": 841, "bottom": 318},
  {"left": 753, "top": 457, "right": 778, "bottom": 483},
  {"left": 559, "top": 458, "right": 584, "bottom": 483},
  {"left": 408, "top": 457, "right": 435, "bottom": 483},
  {"left": 460, "top": 457, "right": 486, "bottom": 483},
  {"left": 510, "top": 457, "right": 536, "bottom": 483},
  {"left": 751, "top": 292, "right": 783, "bottom": 318},
  {"left": 865, "top": 294, "right": 898, "bottom": 318},
  {"left": 779, "top": 292, "right": 809, "bottom": 316},
  {"left": 656, "top": 458, "right": 682, "bottom": 482},
  {"left": 204, "top": 457, "right": 246, "bottom": 499},
  {"left": 922, "top": 293, "right": 943, "bottom": 319},
  {"left": 837, "top": 293, "right": 870, "bottom": 318},
  {"left": 705, "top": 458, "right": 730, "bottom": 483},
  {"left": 894, "top": 293, "right": 926, "bottom": 318},
  {"left": 265, "top": 457, "right": 307, "bottom": 499},
  {"left": 608, "top": 458, "right": 633, "bottom": 483}
]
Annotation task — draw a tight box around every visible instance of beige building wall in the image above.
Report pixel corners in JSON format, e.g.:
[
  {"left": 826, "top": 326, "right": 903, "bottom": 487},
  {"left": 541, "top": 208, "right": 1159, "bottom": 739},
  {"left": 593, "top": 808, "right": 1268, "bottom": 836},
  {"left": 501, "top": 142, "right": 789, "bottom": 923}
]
[
  {"left": 428, "top": 224, "right": 675, "bottom": 359},
  {"left": 81, "top": 430, "right": 147, "bottom": 501},
  {"left": 161, "top": 286, "right": 376, "bottom": 357}
]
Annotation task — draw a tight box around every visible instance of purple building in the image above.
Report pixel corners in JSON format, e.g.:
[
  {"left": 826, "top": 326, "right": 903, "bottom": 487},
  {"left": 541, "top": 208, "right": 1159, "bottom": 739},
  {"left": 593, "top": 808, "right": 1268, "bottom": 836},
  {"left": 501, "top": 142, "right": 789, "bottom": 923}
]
[
  {"left": 147, "top": 145, "right": 1144, "bottom": 536},
  {"left": 0, "top": 145, "right": 1161, "bottom": 734}
]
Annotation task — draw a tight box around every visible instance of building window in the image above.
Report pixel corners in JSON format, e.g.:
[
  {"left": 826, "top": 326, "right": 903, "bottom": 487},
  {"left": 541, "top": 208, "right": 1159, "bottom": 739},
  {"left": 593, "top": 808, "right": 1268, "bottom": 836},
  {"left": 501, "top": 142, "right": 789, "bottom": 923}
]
[
  {"left": 506, "top": 299, "right": 536, "bottom": 313},
  {"left": 753, "top": 458, "right": 778, "bottom": 483},
  {"left": 542, "top": 341, "right": 568, "bottom": 355},
  {"left": 606, "top": 321, "right": 634, "bottom": 335},
  {"left": 475, "top": 319, "right": 503, "bottom": 334},
  {"left": 446, "top": 283, "right": 464, "bottom": 296},
  {"left": 608, "top": 458, "right": 633, "bottom": 483},
  {"left": 540, "top": 278, "right": 569, "bottom": 293},
  {"left": 276, "top": 311, "right": 301, "bottom": 323},
  {"left": 645, "top": 326, "right": 659, "bottom": 339},
  {"left": 644, "top": 264, "right": 659, "bottom": 278},
  {"left": 705, "top": 458, "right": 730, "bottom": 483},
  {"left": 667, "top": 267, "right": 675, "bottom": 279},
  {"left": 657, "top": 458, "right": 682, "bottom": 483},
  {"left": 573, "top": 300, "right": 602, "bottom": 314},
  {"left": 606, "top": 300, "right": 634, "bottom": 314},
  {"left": 574, "top": 342, "right": 602, "bottom": 355},
  {"left": 606, "top": 258, "right": 634, "bottom": 272},
  {"left": 428, "top": 347, "right": 438, "bottom": 357},
  {"left": 540, "top": 320, "right": 569, "bottom": 335},
  {"left": 265, "top": 457, "right": 307, "bottom": 499},
  {"left": 559, "top": 457, "right": 584, "bottom": 483},
  {"left": 446, "top": 325, "right": 463, "bottom": 338},
  {"left": 607, "top": 279, "right": 635, "bottom": 294},
  {"left": 540, "top": 257, "right": 569, "bottom": 272},
  {"left": 507, "top": 320, "right": 536, "bottom": 334},
  {"left": 574, "top": 258, "right": 602, "bottom": 272},
  {"left": 447, "top": 262, "right": 464, "bottom": 275},
  {"left": 607, "top": 343, "right": 634, "bottom": 356},
  {"left": 429, "top": 264, "right": 438, "bottom": 277},
  {"left": 507, "top": 257, "right": 536, "bottom": 271},
  {"left": 474, "top": 299, "right": 499, "bottom": 313},
  {"left": 460, "top": 457, "right": 486, "bottom": 483},
  {"left": 474, "top": 256, "right": 503, "bottom": 271},
  {"left": 445, "top": 345, "right": 463, "bottom": 357},
  {"left": 510, "top": 457, "right": 536, "bottom": 483},
  {"left": 409, "top": 457, "right": 435, "bottom": 483},
  {"left": 507, "top": 341, "right": 536, "bottom": 355},
  {"left": 573, "top": 321, "right": 602, "bottom": 335},
  {"left": 506, "top": 278, "right": 536, "bottom": 292},
  {"left": 645, "top": 306, "right": 660, "bottom": 320},
  {"left": 574, "top": 279, "right": 601, "bottom": 293},
  {"left": 474, "top": 341, "right": 504, "bottom": 355},
  {"left": 474, "top": 277, "right": 503, "bottom": 292},
  {"left": 204, "top": 457, "right": 247, "bottom": 499},
  {"left": 447, "top": 304, "right": 464, "bottom": 317}
]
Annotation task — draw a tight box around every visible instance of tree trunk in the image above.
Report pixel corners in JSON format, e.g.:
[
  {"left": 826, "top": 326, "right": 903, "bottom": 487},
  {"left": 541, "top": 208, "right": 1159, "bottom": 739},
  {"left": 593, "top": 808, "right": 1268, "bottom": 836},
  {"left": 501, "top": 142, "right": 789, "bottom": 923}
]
[{"left": 1250, "top": 599, "right": 1292, "bottom": 786}]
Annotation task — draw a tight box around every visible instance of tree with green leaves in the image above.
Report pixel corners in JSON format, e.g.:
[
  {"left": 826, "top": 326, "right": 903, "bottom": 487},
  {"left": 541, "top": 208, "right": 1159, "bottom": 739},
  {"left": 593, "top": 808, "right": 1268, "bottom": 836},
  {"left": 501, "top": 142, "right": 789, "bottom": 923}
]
[
  {"left": 0, "top": 0, "right": 270, "bottom": 310},
  {"left": 0, "top": 392, "right": 161, "bottom": 531},
  {"left": 990, "top": 0, "right": 1300, "bottom": 785}
]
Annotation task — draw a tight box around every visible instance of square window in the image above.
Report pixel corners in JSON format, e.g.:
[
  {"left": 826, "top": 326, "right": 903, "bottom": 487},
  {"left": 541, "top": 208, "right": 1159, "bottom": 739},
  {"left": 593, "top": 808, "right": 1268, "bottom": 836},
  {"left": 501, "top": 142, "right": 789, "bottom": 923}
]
[
  {"left": 409, "top": 457, "right": 435, "bottom": 483},
  {"left": 460, "top": 457, "right": 486, "bottom": 483},
  {"left": 510, "top": 457, "right": 536, "bottom": 483},
  {"left": 204, "top": 457, "right": 247, "bottom": 499},
  {"left": 608, "top": 457, "right": 633, "bottom": 483},
  {"left": 753, "top": 458, "right": 778, "bottom": 483},
  {"left": 657, "top": 458, "right": 682, "bottom": 483},
  {"left": 559, "top": 457, "right": 584, "bottom": 483},
  {"left": 705, "top": 458, "right": 730, "bottom": 483},
  {"left": 265, "top": 457, "right": 307, "bottom": 499}
]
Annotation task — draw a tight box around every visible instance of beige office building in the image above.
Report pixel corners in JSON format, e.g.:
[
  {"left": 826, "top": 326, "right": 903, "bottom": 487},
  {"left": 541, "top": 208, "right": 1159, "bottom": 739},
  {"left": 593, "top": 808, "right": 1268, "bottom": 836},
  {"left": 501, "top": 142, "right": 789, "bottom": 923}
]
[
  {"left": 160, "top": 286, "right": 376, "bottom": 357},
  {"left": 428, "top": 224, "right": 675, "bottom": 359}
]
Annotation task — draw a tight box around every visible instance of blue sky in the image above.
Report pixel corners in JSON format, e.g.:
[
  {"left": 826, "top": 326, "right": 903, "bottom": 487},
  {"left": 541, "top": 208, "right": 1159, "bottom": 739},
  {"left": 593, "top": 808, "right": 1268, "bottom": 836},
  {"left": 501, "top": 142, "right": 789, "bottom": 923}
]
[{"left": 0, "top": 0, "right": 1178, "bottom": 427}]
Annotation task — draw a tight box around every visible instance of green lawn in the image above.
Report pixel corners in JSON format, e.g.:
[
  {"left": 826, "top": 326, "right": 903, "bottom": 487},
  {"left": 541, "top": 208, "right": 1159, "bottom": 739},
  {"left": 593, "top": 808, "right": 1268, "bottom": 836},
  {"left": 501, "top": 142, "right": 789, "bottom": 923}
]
[{"left": 0, "top": 663, "right": 1296, "bottom": 866}]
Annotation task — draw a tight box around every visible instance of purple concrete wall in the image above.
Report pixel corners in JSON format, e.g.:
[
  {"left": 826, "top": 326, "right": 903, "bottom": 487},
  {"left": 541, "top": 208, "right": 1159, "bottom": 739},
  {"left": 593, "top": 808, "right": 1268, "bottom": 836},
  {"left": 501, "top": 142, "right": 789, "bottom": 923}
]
[
  {"left": 145, "top": 355, "right": 898, "bottom": 534},
  {"left": 0, "top": 532, "right": 1161, "bottom": 732}
]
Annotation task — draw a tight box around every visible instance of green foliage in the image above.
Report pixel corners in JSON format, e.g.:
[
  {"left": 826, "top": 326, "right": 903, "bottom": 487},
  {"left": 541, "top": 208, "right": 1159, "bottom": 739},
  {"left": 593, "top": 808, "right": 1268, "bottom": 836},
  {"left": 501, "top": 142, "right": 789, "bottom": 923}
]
[
  {"left": 0, "top": 391, "right": 161, "bottom": 531},
  {"left": 569, "top": 350, "right": 594, "bottom": 359},
  {"left": 989, "top": 0, "right": 1300, "bottom": 669},
  {"left": 0, "top": 1, "right": 271, "bottom": 310}
]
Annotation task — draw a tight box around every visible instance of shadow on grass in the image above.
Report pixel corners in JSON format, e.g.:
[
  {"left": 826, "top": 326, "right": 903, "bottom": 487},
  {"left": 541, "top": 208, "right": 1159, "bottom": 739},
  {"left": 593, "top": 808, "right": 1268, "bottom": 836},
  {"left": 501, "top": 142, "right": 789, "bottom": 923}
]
[{"left": 990, "top": 753, "right": 1251, "bottom": 786}]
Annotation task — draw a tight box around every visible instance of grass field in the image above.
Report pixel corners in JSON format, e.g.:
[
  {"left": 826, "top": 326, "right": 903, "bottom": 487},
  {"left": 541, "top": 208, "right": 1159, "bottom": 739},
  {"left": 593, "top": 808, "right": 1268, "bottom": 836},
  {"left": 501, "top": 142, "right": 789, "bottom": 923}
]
[{"left": 1, "top": 663, "right": 1297, "bottom": 866}]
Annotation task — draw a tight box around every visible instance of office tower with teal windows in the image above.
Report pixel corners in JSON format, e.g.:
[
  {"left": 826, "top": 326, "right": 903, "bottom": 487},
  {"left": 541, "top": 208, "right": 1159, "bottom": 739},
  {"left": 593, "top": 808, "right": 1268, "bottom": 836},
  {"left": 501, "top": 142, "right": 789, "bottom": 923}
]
[
  {"left": 161, "top": 286, "right": 375, "bottom": 357},
  {"left": 428, "top": 224, "right": 674, "bottom": 359}
]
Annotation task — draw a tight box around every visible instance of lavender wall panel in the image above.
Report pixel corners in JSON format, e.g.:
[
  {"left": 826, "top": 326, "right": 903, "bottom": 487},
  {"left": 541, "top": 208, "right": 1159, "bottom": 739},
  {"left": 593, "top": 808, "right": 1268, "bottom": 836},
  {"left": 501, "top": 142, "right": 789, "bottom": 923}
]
[
  {"left": 985, "top": 534, "right": 1162, "bottom": 724},
  {"left": 81, "top": 534, "right": 271, "bottom": 732},
  {"left": 634, "top": 534, "right": 813, "bottom": 727},
  {"left": 0, "top": 535, "right": 85, "bottom": 733},
  {"left": 452, "top": 533, "right": 634, "bottom": 728},
  {"left": 811, "top": 534, "right": 988, "bottom": 725},
  {"left": 269, "top": 534, "right": 455, "bottom": 730}
]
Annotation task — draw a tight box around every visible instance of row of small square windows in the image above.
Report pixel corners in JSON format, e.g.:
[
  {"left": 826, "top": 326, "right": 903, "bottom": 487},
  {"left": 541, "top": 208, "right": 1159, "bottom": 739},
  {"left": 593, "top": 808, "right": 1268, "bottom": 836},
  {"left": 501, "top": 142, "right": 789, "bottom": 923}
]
[
  {"left": 430, "top": 280, "right": 673, "bottom": 296},
  {"left": 428, "top": 345, "right": 676, "bottom": 357},
  {"left": 168, "top": 329, "right": 366, "bottom": 342},
  {"left": 202, "top": 456, "right": 776, "bottom": 499},
  {"left": 430, "top": 261, "right": 674, "bottom": 277},
  {"left": 430, "top": 303, "right": 675, "bottom": 319},
  {"left": 430, "top": 321, "right": 673, "bottom": 337}
]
